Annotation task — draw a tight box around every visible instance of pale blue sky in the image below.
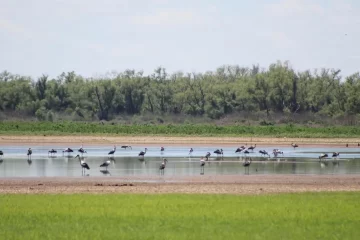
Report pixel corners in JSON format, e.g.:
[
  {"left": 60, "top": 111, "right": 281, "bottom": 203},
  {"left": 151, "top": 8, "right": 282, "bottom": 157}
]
[{"left": 0, "top": 0, "right": 359, "bottom": 78}]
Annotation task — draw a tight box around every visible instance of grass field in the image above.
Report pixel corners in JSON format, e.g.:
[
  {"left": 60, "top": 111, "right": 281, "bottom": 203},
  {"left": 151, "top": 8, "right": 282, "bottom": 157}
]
[
  {"left": 1, "top": 121, "right": 360, "bottom": 138},
  {"left": 0, "top": 192, "right": 359, "bottom": 239}
]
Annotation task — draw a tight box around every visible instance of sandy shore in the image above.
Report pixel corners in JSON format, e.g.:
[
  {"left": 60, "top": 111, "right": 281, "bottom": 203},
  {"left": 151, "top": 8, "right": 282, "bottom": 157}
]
[
  {"left": 1, "top": 135, "right": 360, "bottom": 147},
  {"left": 1, "top": 175, "right": 359, "bottom": 194}
]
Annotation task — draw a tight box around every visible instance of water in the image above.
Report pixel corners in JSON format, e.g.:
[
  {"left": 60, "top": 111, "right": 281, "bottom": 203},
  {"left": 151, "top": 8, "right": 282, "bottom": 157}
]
[{"left": 0, "top": 145, "right": 360, "bottom": 177}]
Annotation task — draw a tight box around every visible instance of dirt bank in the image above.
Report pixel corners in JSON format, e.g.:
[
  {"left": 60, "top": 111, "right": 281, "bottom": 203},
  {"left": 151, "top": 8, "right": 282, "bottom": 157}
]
[
  {"left": 1, "top": 175, "right": 359, "bottom": 194},
  {"left": 0, "top": 135, "right": 360, "bottom": 147}
]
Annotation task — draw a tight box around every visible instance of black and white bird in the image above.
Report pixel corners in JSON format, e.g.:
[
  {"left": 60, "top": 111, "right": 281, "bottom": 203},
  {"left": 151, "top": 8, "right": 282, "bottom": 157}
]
[
  {"left": 332, "top": 152, "right": 340, "bottom": 157},
  {"left": 247, "top": 144, "right": 256, "bottom": 152},
  {"left": 243, "top": 158, "right": 252, "bottom": 174},
  {"left": 159, "top": 158, "right": 168, "bottom": 175},
  {"left": 160, "top": 147, "right": 165, "bottom": 152},
  {"left": 291, "top": 143, "right": 299, "bottom": 149},
  {"left": 235, "top": 146, "right": 245, "bottom": 153},
  {"left": 243, "top": 158, "right": 252, "bottom": 167},
  {"left": 205, "top": 152, "right": 211, "bottom": 160},
  {"left": 319, "top": 153, "right": 328, "bottom": 160},
  {"left": 48, "top": 149, "right": 57, "bottom": 156},
  {"left": 259, "top": 150, "right": 270, "bottom": 157},
  {"left": 27, "top": 148, "right": 32, "bottom": 160},
  {"left": 214, "top": 149, "right": 223, "bottom": 155},
  {"left": 138, "top": 148, "right": 147, "bottom": 157},
  {"left": 78, "top": 146, "right": 87, "bottom": 156},
  {"left": 0, "top": 150, "right": 3, "bottom": 159},
  {"left": 200, "top": 157, "right": 205, "bottom": 174},
  {"left": 121, "top": 145, "right": 132, "bottom": 150},
  {"left": 63, "top": 148, "right": 74, "bottom": 155},
  {"left": 108, "top": 146, "right": 116, "bottom": 156},
  {"left": 75, "top": 155, "right": 90, "bottom": 175},
  {"left": 100, "top": 159, "right": 111, "bottom": 170},
  {"left": 188, "top": 148, "right": 194, "bottom": 155}
]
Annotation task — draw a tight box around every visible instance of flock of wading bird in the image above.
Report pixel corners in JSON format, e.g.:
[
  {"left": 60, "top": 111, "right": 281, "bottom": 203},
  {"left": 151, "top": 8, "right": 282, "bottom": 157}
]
[{"left": 0, "top": 142, "right": 358, "bottom": 176}]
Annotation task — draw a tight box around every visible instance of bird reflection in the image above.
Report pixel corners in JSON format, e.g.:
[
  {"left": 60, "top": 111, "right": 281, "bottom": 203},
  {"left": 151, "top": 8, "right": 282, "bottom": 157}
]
[
  {"left": 100, "top": 170, "right": 111, "bottom": 176},
  {"left": 27, "top": 159, "right": 32, "bottom": 165},
  {"left": 0, "top": 159, "right": 3, "bottom": 165},
  {"left": 108, "top": 156, "right": 115, "bottom": 163}
]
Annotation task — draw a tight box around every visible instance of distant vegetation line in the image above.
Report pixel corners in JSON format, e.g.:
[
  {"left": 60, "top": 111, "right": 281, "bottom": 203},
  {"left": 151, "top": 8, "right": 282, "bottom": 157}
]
[
  {"left": 1, "top": 60, "right": 360, "bottom": 125},
  {"left": 1, "top": 121, "right": 360, "bottom": 138}
]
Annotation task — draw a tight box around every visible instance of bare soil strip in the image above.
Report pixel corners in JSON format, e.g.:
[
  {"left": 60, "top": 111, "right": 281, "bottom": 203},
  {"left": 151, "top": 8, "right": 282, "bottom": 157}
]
[
  {"left": 1, "top": 175, "right": 359, "bottom": 194},
  {"left": 1, "top": 135, "right": 360, "bottom": 146}
]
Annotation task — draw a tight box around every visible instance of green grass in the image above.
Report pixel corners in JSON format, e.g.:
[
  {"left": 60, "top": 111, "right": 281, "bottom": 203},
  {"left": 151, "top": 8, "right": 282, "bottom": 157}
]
[
  {"left": 1, "top": 121, "right": 360, "bottom": 138},
  {"left": 0, "top": 192, "right": 359, "bottom": 239}
]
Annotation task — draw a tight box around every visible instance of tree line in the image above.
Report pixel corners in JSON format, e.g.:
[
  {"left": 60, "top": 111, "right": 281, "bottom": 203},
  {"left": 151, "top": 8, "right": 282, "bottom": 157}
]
[{"left": 0, "top": 61, "right": 359, "bottom": 124}]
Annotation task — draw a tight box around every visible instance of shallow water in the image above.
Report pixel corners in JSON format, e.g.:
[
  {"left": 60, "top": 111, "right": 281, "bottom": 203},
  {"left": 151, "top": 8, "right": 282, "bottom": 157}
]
[{"left": 0, "top": 145, "right": 359, "bottom": 177}]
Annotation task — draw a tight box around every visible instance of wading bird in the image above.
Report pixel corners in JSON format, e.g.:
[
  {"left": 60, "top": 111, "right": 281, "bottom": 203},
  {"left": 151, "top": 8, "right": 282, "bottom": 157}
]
[
  {"left": 259, "top": 150, "right": 270, "bottom": 157},
  {"left": 0, "top": 150, "right": 4, "bottom": 159},
  {"left": 108, "top": 146, "right": 116, "bottom": 156},
  {"left": 247, "top": 144, "right": 256, "bottom": 152},
  {"left": 121, "top": 145, "right": 132, "bottom": 150},
  {"left": 48, "top": 149, "right": 57, "bottom": 156},
  {"left": 214, "top": 149, "right": 223, "bottom": 155},
  {"left": 319, "top": 153, "right": 328, "bottom": 160},
  {"left": 200, "top": 157, "right": 205, "bottom": 174},
  {"left": 75, "top": 155, "right": 90, "bottom": 175},
  {"left": 243, "top": 158, "right": 252, "bottom": 174},
  {"left": 188, "top": 148, "right": 194, "bottom": 155},
  {"left": 332, "top": 152, "right": 340, "bottom": 157},
  {"left": 78, "top": 146, "right": 87, "bottom": 156},
  {"left": 63, "top": 148, "right": 74, "bottom": 155},
  {"left": 160, "top": 147, "right": 165, "bottom": 152},
  {"left": 27, "top": 148, "right": 32, "bottom": 160},
  {"left": 139, "top": 148, "right": 147, "bottom": 157},
  {"left": 205, "top": 152, "right": 211, "bottom": 160},
  {"left": 291, "top": 143, "right": 299, "bottom": 149},
  {"left": 235, "top": 146, "right": 245, "bottom": 153},
  {"left": 159, "top": 158, "right": 168, "bottom": 175},
  {"left": 100, "top": 159, "right": 111, "bottom": 170}
]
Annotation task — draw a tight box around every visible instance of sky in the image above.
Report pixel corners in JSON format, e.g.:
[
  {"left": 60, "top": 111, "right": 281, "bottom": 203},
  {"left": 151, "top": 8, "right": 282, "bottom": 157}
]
[{"left": 0, "top": 0, "right": 359, "bottom": 79}]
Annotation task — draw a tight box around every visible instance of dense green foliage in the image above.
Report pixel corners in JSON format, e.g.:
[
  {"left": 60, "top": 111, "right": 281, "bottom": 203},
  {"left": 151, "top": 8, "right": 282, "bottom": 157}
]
[
  {"left": 1, "top": 61, "right": 360, "bottom": 125},
  {"left": 1, "top": 121, "right": 360, "bottom": 137},
  {"left": 0, "top": 193, "right": 359, "bottom": 239}
]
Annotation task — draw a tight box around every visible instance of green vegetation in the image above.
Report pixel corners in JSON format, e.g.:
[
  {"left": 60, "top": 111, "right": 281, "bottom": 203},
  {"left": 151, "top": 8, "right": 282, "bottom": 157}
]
[
  {"left": 1, "top": 121, "right": 360, "bottom": 137},
  {"left": 0, "top": 192, "right": 359, "bottom": 239},
  {"left": 1, "top": 61, "right": 360, "bottom": 125}
]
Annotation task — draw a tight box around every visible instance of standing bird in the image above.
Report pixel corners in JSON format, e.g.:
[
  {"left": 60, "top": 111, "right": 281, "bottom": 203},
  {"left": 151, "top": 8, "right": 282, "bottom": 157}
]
[
  {"left": 139, "top": 148, "right": 147, "bottom": 157},
  {"left": 27, "top": 148, "right": 32, "bottom": 160},
  {"left": 319, "top": 153, "right": 328, "bottom": 160},
  {"left": 235, "top": 146, "right": 245, "bottom": 153},
  {"left": 200, "top": 157, "right": 205, "bottom": 175},
  {"left": 48, "top": 149, "right": 57, "bottom": 156},
  {"left": 121, "top": 145, "right": 132, "bottom": 150},
  {"left": 0, "top": 150, "right": 4, "bottom": 159},
  {"left": 78, "top": 146, "right": 87, "bottom": 156},
  {"left": 75, "top": 155, "right": 90, "bottom": 175},
  {"left": 108, "top": 146, "right": 116, "bottom": 156},
  {"left": 259, "top": 150, "right": 270, "bottom": 157},
  {"left": 247, "top": 144, "right": 256, "bottom": 152},
  {"left": 243, "top": 158, "right": 252, "bottom": 174},
  {"left": 214, "top": 149, "right": 223, "bottom": 155},
  {"left": 100, "top": 159, "right": 111, "bottom": 170},
  {"left": 160, "top": 147, "right": 165, "bottom": 152},
  {"left": 332, "top": 152, "right": 340, "bottom": 157},
  {"left": 291, "top": 143, "right": 299, "bottom": 149},
  {"left": 63, "top": 148, "right": 74, "bottom": 155},
  {"left": 159, "top": 158, "right": 168, "bottom": 175},
  {"left": 205, "top": 152, "right": 211, "bottom": 160},
  {"left": 188, "top": 148, "right": 194, "bottom": 155}
]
